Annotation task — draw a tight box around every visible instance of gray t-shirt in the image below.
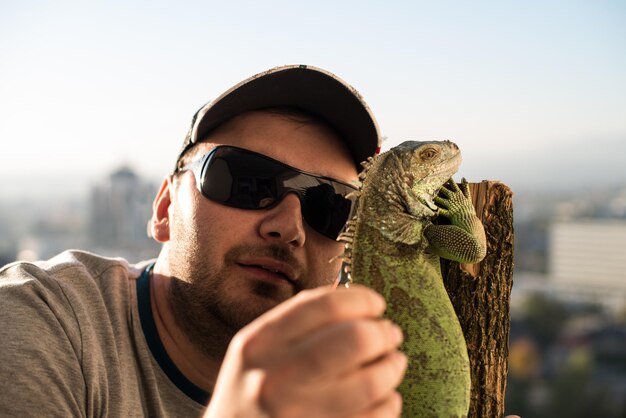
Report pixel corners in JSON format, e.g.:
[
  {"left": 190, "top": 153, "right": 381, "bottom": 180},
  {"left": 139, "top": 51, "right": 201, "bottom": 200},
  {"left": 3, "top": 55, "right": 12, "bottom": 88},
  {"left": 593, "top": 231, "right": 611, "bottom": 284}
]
[{"left": 0, "top": 250, "right": 206, "bottom": 417}]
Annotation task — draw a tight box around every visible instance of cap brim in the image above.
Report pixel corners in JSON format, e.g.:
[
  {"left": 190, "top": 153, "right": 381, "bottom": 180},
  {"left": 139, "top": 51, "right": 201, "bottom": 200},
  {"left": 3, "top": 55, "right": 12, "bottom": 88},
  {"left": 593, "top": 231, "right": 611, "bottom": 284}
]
[{"left": 180, "top": 65, "right": 380, "bottom": 170}]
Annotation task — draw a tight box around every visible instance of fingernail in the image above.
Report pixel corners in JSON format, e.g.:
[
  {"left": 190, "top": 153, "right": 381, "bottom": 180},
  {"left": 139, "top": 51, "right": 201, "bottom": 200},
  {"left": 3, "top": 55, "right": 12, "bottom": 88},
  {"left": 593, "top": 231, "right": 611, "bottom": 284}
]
[
  {"left": 396, "top": 352, "right": 408, "bottom": 370},
  {"left": 394, "top": 391, "right": 403, "bottom": 412},
  {"left": 390, "top": 324, "right": 404, "bottom": 345}
]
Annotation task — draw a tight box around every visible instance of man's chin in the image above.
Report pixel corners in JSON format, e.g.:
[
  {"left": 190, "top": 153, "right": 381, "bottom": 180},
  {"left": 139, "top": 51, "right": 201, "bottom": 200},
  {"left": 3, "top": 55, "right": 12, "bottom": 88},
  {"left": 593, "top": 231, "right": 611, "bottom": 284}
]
[{"left": 223, "top": 284, "right": 292, "bottom": 327}]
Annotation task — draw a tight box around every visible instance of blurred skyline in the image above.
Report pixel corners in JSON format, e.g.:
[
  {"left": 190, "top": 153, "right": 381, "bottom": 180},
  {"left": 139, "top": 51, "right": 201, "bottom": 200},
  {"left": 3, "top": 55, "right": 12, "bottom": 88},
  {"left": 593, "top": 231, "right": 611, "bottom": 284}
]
[{"left": 1, "top": 1, "right": 625, "bottom": 200}]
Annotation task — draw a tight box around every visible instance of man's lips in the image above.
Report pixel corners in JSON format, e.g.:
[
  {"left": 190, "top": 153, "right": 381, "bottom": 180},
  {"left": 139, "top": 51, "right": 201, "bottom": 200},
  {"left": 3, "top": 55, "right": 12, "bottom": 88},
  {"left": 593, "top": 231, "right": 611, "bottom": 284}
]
[{"left": 236, "top": 258, "right": 298, "bottom": 286}]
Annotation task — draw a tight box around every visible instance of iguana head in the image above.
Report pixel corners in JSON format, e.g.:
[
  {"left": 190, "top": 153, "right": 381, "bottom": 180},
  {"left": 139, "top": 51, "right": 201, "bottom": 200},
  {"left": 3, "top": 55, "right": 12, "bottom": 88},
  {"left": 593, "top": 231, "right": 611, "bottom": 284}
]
[{"left": 391, "top": 140, "right": 462, "bottom": 216}]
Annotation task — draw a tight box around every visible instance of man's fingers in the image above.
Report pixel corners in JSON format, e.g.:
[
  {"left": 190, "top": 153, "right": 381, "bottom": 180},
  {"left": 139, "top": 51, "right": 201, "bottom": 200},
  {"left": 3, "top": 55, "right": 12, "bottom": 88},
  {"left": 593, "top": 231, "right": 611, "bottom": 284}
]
[
  {"left": 347, "top": 392, "right": 403, "bottom": 418},
  {"left": 330, "top": 351, "right": 407, "bottom": 416},
  {"left": 237, "top": 285, "right": 387, "bottom": 366},
  {"left": 261, "top": 350, "right": 407, "bottom": 418},
  {"left": 280, "top": 318, "right": 404, "bottom": 382}
]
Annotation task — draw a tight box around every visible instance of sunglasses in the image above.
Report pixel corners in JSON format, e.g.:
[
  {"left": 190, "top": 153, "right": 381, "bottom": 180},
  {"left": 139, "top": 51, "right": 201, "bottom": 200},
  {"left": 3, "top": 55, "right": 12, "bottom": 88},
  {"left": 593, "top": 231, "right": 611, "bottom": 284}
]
[{"left": 178, "top": 145, "right": 358, "bottom": 240}]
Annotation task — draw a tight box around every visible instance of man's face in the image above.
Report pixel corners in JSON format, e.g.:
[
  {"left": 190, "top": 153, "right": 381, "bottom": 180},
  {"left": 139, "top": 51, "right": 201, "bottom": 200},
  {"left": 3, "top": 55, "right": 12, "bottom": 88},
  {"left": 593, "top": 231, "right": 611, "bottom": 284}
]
[{"left": 160, "top": 110, "right": 358, "bottom": 350}]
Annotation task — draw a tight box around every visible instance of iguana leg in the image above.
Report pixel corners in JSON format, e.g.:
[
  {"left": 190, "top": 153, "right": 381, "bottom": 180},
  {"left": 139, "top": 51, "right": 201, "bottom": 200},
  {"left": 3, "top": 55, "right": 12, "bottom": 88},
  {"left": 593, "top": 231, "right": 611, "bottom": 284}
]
[{"left": 424, "top": 178, "right": 487, "bottom": 263}]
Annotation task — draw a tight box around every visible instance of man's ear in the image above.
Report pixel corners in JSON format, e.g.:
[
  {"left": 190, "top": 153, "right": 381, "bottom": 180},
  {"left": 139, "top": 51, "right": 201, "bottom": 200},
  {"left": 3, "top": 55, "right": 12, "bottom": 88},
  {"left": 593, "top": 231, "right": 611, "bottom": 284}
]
[{"left": 149, "top": 176, "right": 173, "bottom": 243}]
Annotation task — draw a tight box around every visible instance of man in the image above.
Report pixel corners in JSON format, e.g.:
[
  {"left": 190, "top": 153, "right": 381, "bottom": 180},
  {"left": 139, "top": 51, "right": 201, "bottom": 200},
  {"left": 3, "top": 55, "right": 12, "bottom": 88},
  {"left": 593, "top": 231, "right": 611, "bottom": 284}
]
[{"left": 0, "top": 65, "right": 407, "bottom": 417}]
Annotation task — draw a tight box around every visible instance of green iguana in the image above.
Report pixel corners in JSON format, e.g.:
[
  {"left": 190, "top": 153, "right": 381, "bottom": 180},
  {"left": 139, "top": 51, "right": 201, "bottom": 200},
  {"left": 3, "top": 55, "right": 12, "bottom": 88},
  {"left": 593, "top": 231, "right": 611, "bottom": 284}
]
[{"left": 338, "top": 140, "right": 487, "bottom": 417}]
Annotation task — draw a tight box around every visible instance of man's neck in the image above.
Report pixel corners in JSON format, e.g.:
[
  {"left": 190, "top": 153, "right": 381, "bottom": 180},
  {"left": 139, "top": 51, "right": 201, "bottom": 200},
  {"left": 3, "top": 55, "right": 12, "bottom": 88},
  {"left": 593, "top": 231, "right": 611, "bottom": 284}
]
[{"left": 149, "top": 265, "right": 223, "bottom": 392}]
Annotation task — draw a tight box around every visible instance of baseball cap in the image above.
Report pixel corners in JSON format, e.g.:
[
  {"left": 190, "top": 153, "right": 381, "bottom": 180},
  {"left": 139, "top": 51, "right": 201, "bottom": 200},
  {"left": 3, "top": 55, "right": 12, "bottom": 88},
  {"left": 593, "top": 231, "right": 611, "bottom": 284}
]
[{"left": 174, "top": 64, "right": 381, "bottom": 172}]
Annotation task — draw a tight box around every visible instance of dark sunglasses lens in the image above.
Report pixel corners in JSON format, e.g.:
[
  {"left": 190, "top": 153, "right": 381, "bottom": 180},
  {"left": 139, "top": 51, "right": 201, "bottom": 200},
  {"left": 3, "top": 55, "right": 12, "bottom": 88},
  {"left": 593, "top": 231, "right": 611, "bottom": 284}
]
[
  {"left": 301, "top": 183, "right": 352, "bottom": 239},
  {"left": 201, "top": 148, "right": 282, "bottom": 208}
]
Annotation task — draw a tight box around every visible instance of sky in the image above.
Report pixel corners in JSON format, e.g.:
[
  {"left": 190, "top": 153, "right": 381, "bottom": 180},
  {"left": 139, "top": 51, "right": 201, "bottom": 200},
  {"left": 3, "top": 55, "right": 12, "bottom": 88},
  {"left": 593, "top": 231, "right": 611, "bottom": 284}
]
[{"left": 1, "top": 1, "right": 625, "bottom": 200}]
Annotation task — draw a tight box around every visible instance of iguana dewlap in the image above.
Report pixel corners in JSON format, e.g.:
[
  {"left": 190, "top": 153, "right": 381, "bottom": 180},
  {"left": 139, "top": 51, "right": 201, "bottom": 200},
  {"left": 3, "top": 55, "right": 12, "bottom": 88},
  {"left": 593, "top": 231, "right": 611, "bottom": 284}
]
[{"left": 338, "top": 140, "right": 486, "bottom": 418}]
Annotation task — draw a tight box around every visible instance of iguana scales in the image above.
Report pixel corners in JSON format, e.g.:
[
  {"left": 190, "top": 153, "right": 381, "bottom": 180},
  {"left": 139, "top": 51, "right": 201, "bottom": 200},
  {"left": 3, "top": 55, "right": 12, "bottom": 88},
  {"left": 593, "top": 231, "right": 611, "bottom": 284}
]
[{"left": 338, "top": 140, "right": 487, "bottom": 417}]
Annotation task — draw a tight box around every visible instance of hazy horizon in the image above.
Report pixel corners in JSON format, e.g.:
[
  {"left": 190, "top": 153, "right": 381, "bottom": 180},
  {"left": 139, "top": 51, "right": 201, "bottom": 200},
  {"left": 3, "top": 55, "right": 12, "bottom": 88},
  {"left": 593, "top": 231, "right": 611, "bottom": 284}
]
[{"left": 3, "top": 132, "right": 626, "bottom": 202}]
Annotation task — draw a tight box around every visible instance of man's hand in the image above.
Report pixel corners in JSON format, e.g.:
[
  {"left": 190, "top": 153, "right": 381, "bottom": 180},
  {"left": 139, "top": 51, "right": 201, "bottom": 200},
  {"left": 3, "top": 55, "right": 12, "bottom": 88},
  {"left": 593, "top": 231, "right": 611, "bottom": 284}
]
[{"left": 203, "top": 285, "right": 407, "bottom": 418}]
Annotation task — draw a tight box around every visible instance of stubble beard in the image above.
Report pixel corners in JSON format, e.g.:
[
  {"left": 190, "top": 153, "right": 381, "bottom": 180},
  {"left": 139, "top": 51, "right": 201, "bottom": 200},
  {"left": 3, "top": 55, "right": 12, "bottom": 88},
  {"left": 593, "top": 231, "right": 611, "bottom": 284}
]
[{"left": 167, "top": 243, "right": 305, "bottom": 360}]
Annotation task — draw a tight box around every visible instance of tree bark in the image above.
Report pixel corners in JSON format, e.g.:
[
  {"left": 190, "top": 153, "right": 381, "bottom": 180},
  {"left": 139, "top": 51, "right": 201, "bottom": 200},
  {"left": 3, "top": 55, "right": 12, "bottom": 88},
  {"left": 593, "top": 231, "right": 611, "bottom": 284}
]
[{"left": 441, "top": 181, "right": 514, "bottom": 418}]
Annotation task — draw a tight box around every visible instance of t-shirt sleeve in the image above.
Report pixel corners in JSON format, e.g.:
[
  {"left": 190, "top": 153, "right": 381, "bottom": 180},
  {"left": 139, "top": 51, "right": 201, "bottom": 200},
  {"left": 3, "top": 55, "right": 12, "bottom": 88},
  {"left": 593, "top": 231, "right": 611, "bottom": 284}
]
[{"left": 0, "top": 264, "right": 86, "bottom": 417}]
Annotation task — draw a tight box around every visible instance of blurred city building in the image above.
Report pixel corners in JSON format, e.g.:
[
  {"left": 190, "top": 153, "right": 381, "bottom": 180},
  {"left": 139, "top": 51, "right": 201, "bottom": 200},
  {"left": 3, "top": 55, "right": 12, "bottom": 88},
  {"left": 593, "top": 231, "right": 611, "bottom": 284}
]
[
  {"left": 549, "top": 220, "right": 626, "bottom": 313},
  {"left": 9, "top": 198, "right": 87, "bottom": 263},
  {"left": 89, "top": 166, "right": 160, "bottom": 262},
  {"left": 1, "top": 166, "right": 160, "bottom": 265},
  {"left": 512, "top": 220, "right": 626, "bottom": 315}
]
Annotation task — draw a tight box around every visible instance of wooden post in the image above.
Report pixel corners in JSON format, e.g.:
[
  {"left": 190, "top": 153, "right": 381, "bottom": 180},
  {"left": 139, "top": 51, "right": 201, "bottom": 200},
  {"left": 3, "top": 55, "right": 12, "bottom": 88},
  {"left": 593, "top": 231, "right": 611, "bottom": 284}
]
[{"left": 441, "top": 181, "right": 514, "bottom": 418}]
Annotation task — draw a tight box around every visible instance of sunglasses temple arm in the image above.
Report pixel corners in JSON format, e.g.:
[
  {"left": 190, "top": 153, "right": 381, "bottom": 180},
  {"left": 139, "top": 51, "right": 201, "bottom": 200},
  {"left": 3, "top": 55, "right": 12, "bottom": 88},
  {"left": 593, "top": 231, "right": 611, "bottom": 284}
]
[{"left": 178, "top": 158, "right": 205, "bottom": 192}]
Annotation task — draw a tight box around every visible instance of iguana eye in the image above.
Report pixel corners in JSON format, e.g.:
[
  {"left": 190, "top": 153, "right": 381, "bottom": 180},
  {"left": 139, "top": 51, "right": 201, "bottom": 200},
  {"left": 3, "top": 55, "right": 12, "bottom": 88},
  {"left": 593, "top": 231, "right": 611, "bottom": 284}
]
[{"left": 419, "top": 147, "right": 439, "bottom": 161}]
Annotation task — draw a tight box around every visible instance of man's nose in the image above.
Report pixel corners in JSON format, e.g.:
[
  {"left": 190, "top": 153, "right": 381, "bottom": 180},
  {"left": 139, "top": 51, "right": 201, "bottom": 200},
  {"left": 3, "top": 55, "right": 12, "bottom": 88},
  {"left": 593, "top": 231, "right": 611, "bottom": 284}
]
[{"left": 258, "top": 193, "right": 306, "bottom": 247}]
